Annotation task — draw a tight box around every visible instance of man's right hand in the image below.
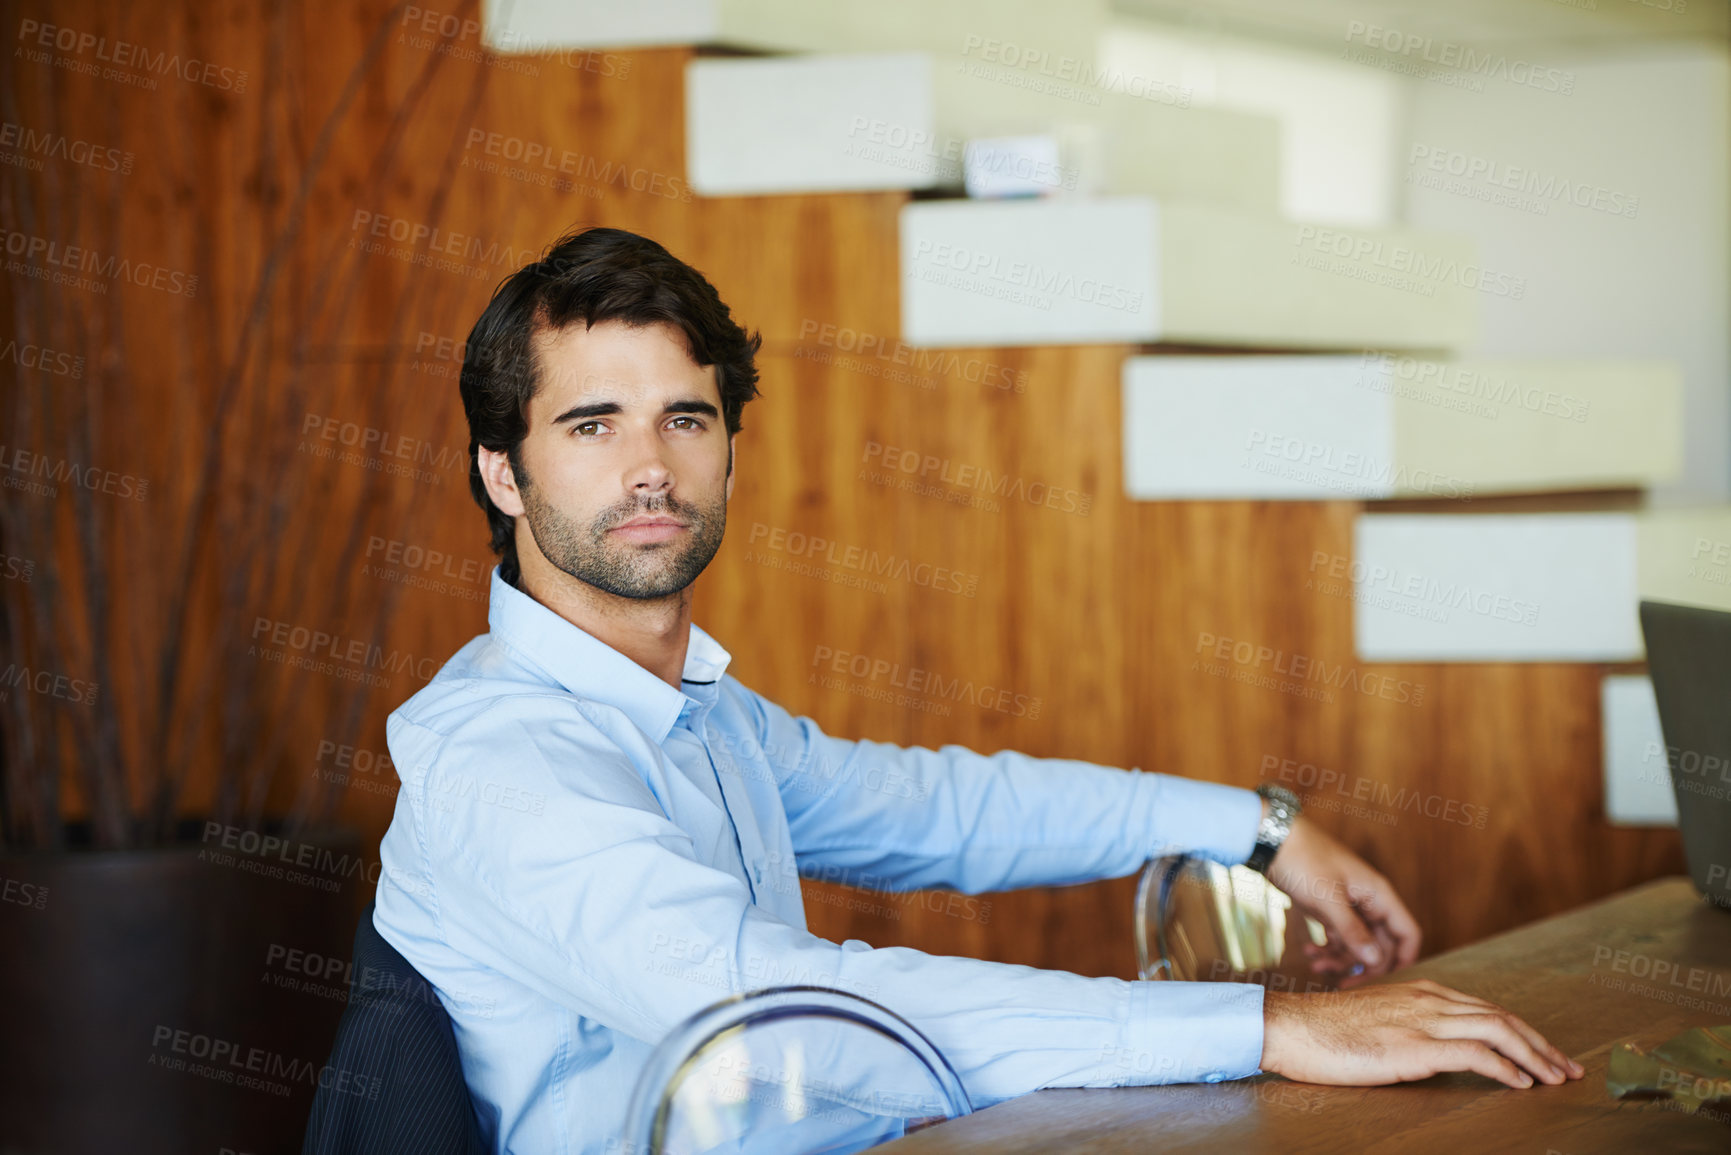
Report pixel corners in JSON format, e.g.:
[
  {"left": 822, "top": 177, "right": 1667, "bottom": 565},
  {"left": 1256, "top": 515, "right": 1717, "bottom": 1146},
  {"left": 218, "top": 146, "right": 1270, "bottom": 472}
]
[{"left": 1261, "top": 979, "right": 1586, "bottom": 1089}]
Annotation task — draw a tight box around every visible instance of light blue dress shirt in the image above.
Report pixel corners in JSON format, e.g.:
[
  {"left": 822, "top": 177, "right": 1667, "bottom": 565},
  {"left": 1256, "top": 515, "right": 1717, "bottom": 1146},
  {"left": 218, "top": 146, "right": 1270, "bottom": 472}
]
[{"left": 375, "top": 568, "right": 1268, "bottom": 1154}]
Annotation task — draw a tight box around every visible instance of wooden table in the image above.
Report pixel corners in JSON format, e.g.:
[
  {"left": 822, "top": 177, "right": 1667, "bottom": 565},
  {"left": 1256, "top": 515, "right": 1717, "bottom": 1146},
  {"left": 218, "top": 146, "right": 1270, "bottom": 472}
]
[{"left": 881, "top": 877, "right": 1731, "bottom": 1154}]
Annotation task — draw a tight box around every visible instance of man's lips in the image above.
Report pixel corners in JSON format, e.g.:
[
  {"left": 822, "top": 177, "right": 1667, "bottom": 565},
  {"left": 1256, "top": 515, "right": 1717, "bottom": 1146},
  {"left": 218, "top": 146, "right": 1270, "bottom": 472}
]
[{"left": 610, "top": 517, "right": 688, "bottom": 543}]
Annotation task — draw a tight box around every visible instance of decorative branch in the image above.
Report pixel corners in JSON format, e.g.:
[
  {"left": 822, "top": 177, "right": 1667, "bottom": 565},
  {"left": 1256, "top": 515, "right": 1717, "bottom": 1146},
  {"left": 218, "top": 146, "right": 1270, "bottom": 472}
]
[{"left": 2, "top": 0, "right": 495, "bottom": 849}]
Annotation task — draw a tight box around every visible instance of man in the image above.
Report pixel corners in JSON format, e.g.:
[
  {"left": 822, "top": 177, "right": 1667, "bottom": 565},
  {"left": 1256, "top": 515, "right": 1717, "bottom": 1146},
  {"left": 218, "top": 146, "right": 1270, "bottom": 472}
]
[{"left": 375, "top": 227, "right": 1582, "bottom": 1154}]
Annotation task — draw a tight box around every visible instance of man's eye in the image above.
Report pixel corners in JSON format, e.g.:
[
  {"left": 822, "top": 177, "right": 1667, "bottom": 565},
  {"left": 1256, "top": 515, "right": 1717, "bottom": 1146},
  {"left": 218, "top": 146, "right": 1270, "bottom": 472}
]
[
  {"left": 669, "top": 416, "right": 702, "bottom": 431},
  {"left": 574, "top": 421, "right": 604, "bottom": 436}
]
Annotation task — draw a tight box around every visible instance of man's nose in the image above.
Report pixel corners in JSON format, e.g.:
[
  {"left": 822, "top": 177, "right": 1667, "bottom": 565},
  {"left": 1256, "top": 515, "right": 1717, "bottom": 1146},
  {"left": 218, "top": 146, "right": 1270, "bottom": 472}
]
[{"left": 623, "top": 429, "right": 674, "bottom": 493}]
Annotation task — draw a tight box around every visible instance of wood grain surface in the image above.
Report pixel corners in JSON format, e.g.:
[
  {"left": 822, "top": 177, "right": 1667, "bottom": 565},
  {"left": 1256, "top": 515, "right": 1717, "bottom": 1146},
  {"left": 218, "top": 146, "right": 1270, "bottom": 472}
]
[
  {"left": 0, "top": 0, "right": 1686, "bottom": 964},
  {"left": 878, "top": 877, "right": 1731, "bottom": 1154}
]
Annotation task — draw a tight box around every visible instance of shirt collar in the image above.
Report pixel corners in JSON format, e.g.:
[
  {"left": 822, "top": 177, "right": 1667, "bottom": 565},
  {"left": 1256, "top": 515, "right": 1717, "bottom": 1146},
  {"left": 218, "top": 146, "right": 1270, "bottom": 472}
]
[{"left": 484, "top": 567, "right": 732, "bottom": 744}]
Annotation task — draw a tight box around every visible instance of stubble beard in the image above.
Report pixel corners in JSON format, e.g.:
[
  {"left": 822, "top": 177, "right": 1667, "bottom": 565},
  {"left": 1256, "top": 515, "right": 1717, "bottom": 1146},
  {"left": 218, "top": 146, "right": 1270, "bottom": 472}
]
[{"left": 519, "top": 480, "right": 726, "bottom": 601}]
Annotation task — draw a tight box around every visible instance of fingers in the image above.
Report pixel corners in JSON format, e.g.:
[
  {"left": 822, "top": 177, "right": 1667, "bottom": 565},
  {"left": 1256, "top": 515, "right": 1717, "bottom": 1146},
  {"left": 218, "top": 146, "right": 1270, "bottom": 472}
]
[
  {"left": 1302, "top": 941, "right": 1361, "bottom": 979},
  {"left": 1410, "top": 977, "right": 1491, "bottom": 1006},
  {"left": 1314, "top": 873, "right": 1415, "bottom": 977},
  {"left": 1430, "top": 1011, "right": 1574, "bottom": 1085},
  {"left": 1370, "top": 900, "right": 1426, "bottom": 969},
  {"left": 1349, "top": 871, "right": 1422, "bottom": 970},
  {"left": 1412, "top": 982, "right": 1583, "bottom": 1079},
  {"left": 1502, "top": 1014, "right": 1583, "bottom": 1079},
  {"left": 1313, "top": 900, "right": 1386, "bottom": 972},
  {"left": 1436, "top": 1039, "right": 1535, "bottom": 1090},
  {"left": 1368, "top": 921, "right": 1402, "bottom": 973},
  {"left": 1265, "top": 818, "right": 1422, "bottom": 975},
  {"left": 1261, "top": 984, "right": 1583, "bottom": 1090}
]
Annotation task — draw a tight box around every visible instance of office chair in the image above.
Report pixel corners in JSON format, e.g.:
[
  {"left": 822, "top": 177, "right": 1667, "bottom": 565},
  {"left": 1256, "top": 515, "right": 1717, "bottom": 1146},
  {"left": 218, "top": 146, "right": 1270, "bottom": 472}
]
[{"left": 301, "top": 900, "right": 488, "bottom": 1155}]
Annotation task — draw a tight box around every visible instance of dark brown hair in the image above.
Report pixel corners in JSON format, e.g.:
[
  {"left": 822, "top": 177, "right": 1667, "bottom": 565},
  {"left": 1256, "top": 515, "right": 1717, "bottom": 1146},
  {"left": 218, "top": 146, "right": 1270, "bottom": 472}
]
[{"left": 458, "top": 226, "right": 761, "bottom": 587}]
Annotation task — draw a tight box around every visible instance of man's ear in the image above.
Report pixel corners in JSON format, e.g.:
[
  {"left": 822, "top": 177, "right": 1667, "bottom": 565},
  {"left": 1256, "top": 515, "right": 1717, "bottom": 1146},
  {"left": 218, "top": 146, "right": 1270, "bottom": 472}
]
[
  {"left": 478, "top": 445, "right": 526, "bottom": 517},
  {"left": 725, "top": 434, "right": 737, "bottom": 502}
]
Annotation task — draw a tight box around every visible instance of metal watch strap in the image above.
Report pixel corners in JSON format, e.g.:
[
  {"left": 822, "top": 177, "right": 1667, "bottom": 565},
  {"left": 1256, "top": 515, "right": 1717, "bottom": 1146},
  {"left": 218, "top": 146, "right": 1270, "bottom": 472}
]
[{"left": 1247, "top": 783, "right": 1301, "bottom": 875}]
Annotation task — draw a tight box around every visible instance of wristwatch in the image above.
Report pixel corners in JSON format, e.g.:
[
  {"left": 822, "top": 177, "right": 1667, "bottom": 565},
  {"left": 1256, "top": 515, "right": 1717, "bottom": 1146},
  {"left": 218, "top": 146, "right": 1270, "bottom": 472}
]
[{"left": 1246, "top": 783, "right": 1302, "bottom": 875}]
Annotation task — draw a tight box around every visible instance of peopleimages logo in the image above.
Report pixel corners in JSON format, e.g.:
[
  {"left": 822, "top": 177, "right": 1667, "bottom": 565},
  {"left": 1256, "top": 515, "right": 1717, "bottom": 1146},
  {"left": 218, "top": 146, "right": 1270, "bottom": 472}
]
[
  {"left": 1358, "top": 352, "right": 1591, "bottom": 423},
  {"left": 362, "top": 535, "right": 489, "bottom": 602},
  {"left": 248, "top": 616, "right": 440, "bottom": 687},
  {"left": 810, "top": 644, "right": 1043, "bottom": 720},
  {"left": 1260, "top": 754, "right": 1489, "bottom": 829},
  {"left": 462, "top": 130, "right": 693, "bottom": 201},
  {"left": 862, "top": 441, "right": 1091, "bottom": 516},
  {"left": 312, "top": 738, "right": 400, "bottom": 797},
  {"left": 1407, "top": 145, "right": 1638, "bottom": 220},
  {"left": 1590, "top": 945, "right": 1731, "bottom": 999},
  {"left": 17, "top": 19, "right": 249, "bottom": 92},
  {"left": 957, "top": 35, "right": 1192, "bottom": 107},
  {"left": 1194, "top": 632, "right": 1425, "bottom": 706},
  {"left": 0, "top": 228, "right": 198, "bottom": 297},
  {"left": 0, "top": 662, "right": 100, "bottom": 706},
  {"left": 1343, "top": 21, "right": 1574, "bottom": 95},
  {"left": 911, "top": 239, "right": 1145, "bottom": 313},
  {"left": 0, "top": 338, "right": 84, "bottom": 378},
  {"left": 843, "top": 117, "right": 965, "bottom": 183},
  {"left": 1, "top": 874, "right": 48, "bottom": 910},
  {"left": 0, "top": 120, "right": 133, "bottom": 174},
  {"left": 1293, "top": 226, "right": 1525, "bottom": 299},
  {"left": 1643, "top": 740, "right": 1730, "bottom": 784},
  {"left": 349, "top": 210, "right": 541, "bottom": 261},
  {"left": 1308, "top": 550, "right": 1539, "bottom": 628},
  {"left": 298, "top": 411, "right": 466, "bottom": 487},
  {"left": 795, "top": 320, "right": 1027, "bottom": 393},
  {"left": 149, "top": 1024, "right": 381, "bottom": 1100},
  {"left": 0, "top": 443, "right": 149, "bottom": 501},
  {"left": 1243, "top": 429, "right": 1475, "bottom": 500},
  {"left": 745, "top": 523, "right": 980, "bottom": 598}
]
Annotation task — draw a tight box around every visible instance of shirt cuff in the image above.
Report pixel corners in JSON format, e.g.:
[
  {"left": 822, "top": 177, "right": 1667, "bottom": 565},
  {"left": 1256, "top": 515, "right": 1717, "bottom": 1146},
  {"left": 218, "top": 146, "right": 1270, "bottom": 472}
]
[
  {"left": 1142, "top": 773, "right": 1264, "bottom": 866},
  {"left": 1117, "top": 978, "right": 1266, "bottom": 1085}
]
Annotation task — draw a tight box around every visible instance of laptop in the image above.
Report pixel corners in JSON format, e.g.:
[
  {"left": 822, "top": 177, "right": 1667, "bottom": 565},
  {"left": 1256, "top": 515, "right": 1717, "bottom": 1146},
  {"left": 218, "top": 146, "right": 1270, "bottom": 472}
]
[{"left": 1638, "top": 600, "right": 1731, "bottom": 909}]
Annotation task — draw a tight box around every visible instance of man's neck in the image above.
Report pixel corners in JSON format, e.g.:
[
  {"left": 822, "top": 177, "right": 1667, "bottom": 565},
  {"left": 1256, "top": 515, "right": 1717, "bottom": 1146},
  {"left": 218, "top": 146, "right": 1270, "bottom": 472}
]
[{"left": 516, "top": 554, "right": 693, "bottom": 690}]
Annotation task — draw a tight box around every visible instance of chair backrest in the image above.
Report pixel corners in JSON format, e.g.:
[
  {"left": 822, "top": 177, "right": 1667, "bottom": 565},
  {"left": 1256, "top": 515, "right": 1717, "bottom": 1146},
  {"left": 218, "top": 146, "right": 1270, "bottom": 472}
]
[
  {"left": 301, "top": 901, "right": 488, "bottom": 1155},
  {"left": 623, "top": 986, "right": 973, "bottom": 1155}
]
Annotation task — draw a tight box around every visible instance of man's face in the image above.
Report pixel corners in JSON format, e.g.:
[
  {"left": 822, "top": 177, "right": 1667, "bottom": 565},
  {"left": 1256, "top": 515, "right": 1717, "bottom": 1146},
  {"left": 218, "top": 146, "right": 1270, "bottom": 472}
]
[{"left": 504, "top": 319, "right": 733, "bottom": 600}]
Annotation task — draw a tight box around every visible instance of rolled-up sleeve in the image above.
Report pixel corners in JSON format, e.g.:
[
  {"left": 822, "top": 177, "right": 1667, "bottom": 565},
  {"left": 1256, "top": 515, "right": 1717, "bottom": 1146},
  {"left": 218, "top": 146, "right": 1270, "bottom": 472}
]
[{"left": 734, "top": 684, "right": 1263, "bottom": 895}]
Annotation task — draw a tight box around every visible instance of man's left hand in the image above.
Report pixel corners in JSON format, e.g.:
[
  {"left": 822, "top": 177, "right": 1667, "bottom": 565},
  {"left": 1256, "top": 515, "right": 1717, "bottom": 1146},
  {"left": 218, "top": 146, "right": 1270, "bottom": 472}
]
[{"left": 1265, "top": 816, "right": 1421, "bottom": 985}]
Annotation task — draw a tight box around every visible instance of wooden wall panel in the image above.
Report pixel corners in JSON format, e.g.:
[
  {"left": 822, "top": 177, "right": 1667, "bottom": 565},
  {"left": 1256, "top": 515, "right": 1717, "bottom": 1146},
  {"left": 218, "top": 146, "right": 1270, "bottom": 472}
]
[{"left": 2, "top": 0, "right": 1684, "bottom": 987}]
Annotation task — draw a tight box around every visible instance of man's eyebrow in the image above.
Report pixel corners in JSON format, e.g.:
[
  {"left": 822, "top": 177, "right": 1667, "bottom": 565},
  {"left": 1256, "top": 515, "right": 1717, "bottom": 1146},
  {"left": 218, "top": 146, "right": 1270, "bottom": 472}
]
[
  {"left": 664, "top": 399, "right": 720, "bottom": 419},
  {"left": 547, "top": 397, "right": 721, "bottom": 426},
  {"left": 549, "top": 401, "right": 621, "bottom": 425}
]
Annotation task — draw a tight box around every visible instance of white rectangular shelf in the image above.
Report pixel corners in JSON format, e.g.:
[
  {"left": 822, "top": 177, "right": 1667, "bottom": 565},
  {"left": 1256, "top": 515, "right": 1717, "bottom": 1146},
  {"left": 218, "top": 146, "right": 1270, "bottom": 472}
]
[
  {"left": 902, "top": 198, "right": 1160, "bottom": 346},
  {"left": 1353, "top": 513, "right": 1640, "bottom": 662},
  {"left": 1352, "top": 508, "right": 1731, "bottom": 662},
  {"left": 1122, "top": 356, "right": 1682, "bottom": 500},
  {"left": 1601, "top": 675, "right": 1678, "bottom": 826},
  {"left": 929, "top": 81, "right": 1280, "bottom": 213},
  {"left": 487, "top": 0, "right": 1280, "bottom": 213},
  {"left": 901, "top": 198, "right": 1480, "bottom": 350},
  {"left": 1637, "top": 507, "right": 1731, "bottom": 617},
  {"left": 482, "top": 0, "right": 1107, "bottom": 57},
  {"left": 1090, "top": 96, "right": 1277, "bottom": 212},
  {"left": 1125, "top": 356, "right": 1392, "bottom": 499},
  {"left": 686, "top": 54, "right": 938, "bottom": 195},
  {"left": 684, "top": 54, "right": 1279, "bottom": 208}
]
